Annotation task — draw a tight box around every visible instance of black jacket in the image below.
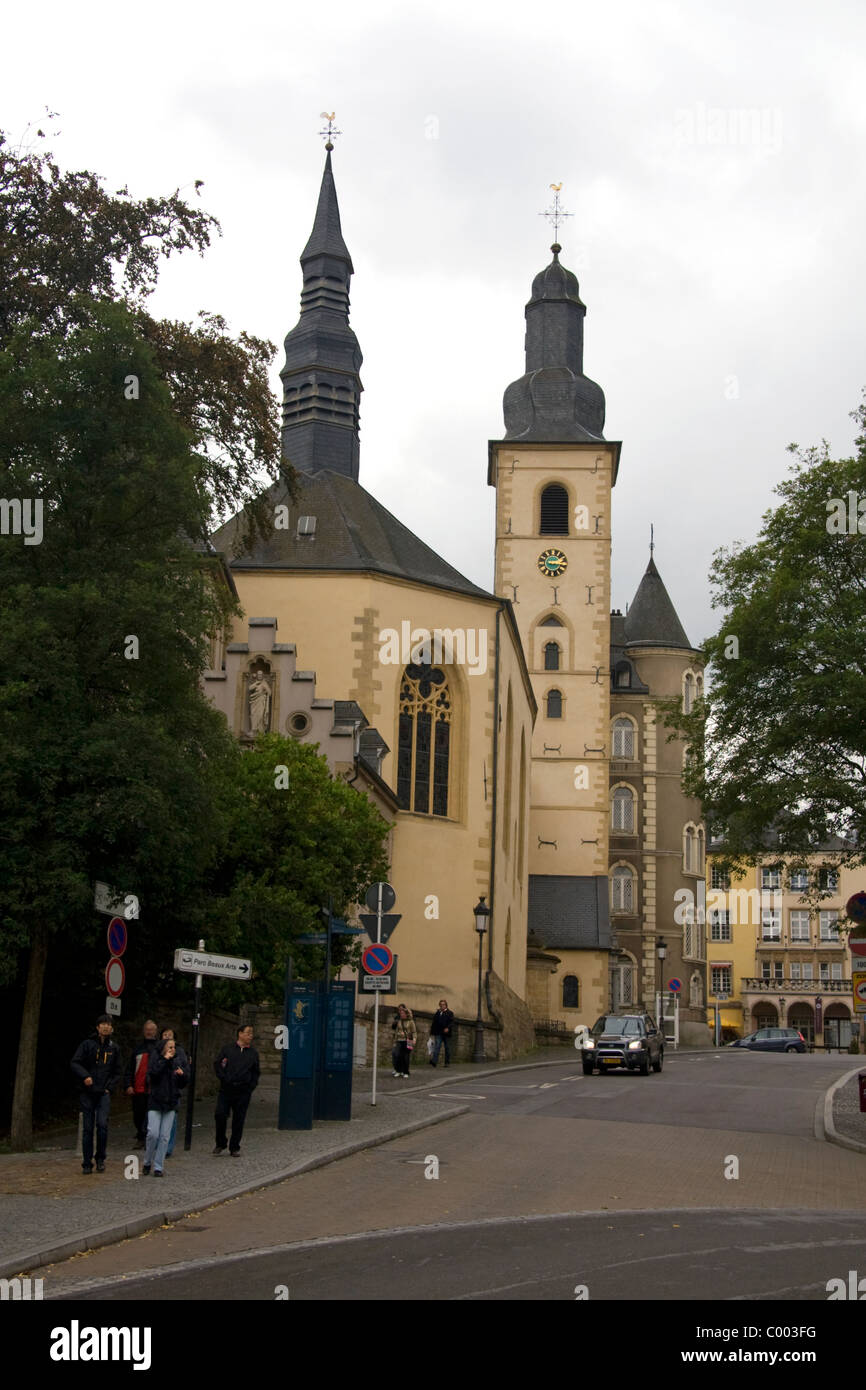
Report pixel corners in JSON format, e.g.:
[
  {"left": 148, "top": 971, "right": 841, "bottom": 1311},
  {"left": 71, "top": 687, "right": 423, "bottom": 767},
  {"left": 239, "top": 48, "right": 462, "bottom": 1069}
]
[
  {"left": 71, "top": 1036, "right": 123, "bottom": 1096},
  {"left": 123, "top": 1037, "right": 160, "bottom": 1092},
  {"left": 214, "top": 1042, "right": 260, "bottom": 1092},
  {"left": 146, "top": 1050, "right": 190, "bottom": 1112},
  {"left": 430, "top": 1009, "right": 455, "bottom": 1036}
]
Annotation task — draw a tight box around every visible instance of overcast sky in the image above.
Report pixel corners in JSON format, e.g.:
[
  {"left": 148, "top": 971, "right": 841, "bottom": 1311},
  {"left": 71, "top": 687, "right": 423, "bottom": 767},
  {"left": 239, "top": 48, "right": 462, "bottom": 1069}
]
[{"left": 5, "top": 0, "right": 865, "bottom": 648}]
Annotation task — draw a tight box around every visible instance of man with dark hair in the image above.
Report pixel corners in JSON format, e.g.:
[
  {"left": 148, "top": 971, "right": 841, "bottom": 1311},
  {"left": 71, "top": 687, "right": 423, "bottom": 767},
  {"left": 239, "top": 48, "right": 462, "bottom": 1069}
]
[
  {"left": 213, "top": 1024, "right": 259, "bottom": 1157},
  {"left": 70, "top": 1015, "right": 123, "bottom": 1174},
  {"left": 123, "top": 1019, "right": 159, "bottom": 1148}
]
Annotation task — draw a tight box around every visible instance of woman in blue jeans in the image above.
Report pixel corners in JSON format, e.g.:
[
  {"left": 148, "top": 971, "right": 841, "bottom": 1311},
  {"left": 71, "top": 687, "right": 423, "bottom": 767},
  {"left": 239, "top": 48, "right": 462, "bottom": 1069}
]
[{"left": 144, "top": 1036, "right": 189, "bottom": 1176}]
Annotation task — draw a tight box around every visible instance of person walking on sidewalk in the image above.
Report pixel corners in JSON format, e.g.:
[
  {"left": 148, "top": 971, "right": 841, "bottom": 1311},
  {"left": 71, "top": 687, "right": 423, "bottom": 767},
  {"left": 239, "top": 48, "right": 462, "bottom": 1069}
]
[
  {"left": 391, "top": 1003, "right": 417, "bottom": 1078},
  {"left": 143, "top": 1034, "right": 189, "bottom": 1177},
  {"left": 429, "top": 999, "right": 455, "bottom": 1068},
  {"left": 213, "top": 1024, "right": 260, "bottom": 1156},
  {"left": 123, "top": 1019, "right": 159, "bottom": 1148},
  {"left": 70, "top": 1015, "right": 123, "bottom": 1174},
  {"left": 158, "top": 1027, "right": 189, "bottom": 1160}
]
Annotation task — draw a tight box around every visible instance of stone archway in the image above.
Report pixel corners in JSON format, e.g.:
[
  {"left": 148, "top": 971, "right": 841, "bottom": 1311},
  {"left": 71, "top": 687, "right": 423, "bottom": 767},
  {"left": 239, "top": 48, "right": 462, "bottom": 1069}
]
[{"left": 788, "top": 1003, "right": 814, "bottom": 1045}]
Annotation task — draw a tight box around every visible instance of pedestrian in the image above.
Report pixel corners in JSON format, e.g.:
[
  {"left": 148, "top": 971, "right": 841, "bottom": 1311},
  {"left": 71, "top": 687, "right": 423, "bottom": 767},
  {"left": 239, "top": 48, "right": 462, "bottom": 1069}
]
[
  {"left": 158, "top": 1027, "right": 189, "bottom": 1159},
  {"left": 391, "top": 1003, "right": 417, "bottom": 1078},
  {"left": 213, "top": 1024, "right": 260, "bottom": 1157},
  {"left": 123, "top": 1019, "right": 159, "bottom": 1148},
  {"left": 143, "top": 1033, "right": 189, "bottom": 1177},
  {"left": 429, "top": 998, "right": 455, "bottom": 1067},
  {"left": 70, "top": 1014, "right": 123, "bottom": 1174}
]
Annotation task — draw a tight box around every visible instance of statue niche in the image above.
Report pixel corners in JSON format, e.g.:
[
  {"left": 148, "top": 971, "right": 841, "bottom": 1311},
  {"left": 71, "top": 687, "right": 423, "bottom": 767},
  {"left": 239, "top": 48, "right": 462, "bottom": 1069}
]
[{"left": 245, "top": 663, "right": 273, "bottom": 737}]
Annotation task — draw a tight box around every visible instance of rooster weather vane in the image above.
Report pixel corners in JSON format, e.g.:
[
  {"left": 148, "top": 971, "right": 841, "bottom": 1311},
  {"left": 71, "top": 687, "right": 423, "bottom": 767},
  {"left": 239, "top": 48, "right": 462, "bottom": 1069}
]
[
  {"left": 539, "top": 182, "right": 573, "bottom": 245},
  {"left": 320, "top": 112, "right": 341, "bottom": 151}
]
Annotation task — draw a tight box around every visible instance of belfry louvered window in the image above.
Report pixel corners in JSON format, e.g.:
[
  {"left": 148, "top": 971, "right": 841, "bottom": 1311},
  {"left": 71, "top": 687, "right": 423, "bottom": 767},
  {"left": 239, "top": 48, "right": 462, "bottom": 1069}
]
[
  {"left": 539, "top": 484, "right": 569, "bottom": 535},
  {"left": 397, "top": 665, "right": 452, "bottom": 816}
]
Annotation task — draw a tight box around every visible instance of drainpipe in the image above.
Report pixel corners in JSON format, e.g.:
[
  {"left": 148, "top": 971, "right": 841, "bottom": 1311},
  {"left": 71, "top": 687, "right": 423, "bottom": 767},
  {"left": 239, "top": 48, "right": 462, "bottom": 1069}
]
[{"left": 484, "top": 604, "right": 505, "bottom": 1030}]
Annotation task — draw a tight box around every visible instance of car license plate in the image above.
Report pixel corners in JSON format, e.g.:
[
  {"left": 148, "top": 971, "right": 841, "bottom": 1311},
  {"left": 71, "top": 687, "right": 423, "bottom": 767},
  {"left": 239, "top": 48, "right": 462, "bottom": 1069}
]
[{"left": 602, "top": 1057, "right": 619, "bottom": 1065}]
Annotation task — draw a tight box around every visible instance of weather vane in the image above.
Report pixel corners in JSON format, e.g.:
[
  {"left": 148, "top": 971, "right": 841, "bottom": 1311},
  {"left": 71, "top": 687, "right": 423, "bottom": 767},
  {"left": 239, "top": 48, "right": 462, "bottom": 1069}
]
[
  {"left": 650, "top": 522, "right": 654, "bottom": 556},
  {"left": 539, "top": 182, "right": 572, "bottom": 245},
  {"left": 319, "top": 112, "right": 341, "bottom": 151}
]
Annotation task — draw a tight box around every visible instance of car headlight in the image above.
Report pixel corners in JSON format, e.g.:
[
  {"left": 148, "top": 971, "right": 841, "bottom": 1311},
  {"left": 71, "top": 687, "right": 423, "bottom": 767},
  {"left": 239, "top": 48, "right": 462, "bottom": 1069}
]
[
  {"left": 627, "top": 1040, "right": 644, "bottom": 1050},
  {"left": 583, "top": 1039, "right": 595, "bottom": 1049}
]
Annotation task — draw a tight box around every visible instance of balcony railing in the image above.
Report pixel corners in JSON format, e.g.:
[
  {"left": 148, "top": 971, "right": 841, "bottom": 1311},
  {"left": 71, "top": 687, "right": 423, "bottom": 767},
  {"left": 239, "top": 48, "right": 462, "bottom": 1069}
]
[{"left": 740, "top": 977, "right": 851, "bottom": 994}]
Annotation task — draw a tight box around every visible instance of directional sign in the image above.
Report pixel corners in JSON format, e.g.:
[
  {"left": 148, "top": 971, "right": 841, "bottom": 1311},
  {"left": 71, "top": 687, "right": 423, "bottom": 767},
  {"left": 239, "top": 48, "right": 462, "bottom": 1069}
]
[
  {"left": 358, "top": 912, "right": 401, "bottom": 943},
  {"left": 173, "top": 948, "right": 252, "bottom": 980},
  {"left": 668, "top": 977, "right": 683, "bottom": 994},
  {"left": 105, "top": 995, "right": 121, "bottom": 1017},
  {"left": 105, "top": 957, "right": 125, "bottom": 997},
  {"left": 362, "top": 943, "right": 393, "bottom": 975},
  {"left": 94, "top": 882, "right": 139, "bottom": 919},
  {"left": 107, "top": 917, "right": 128, "bottom": 956},
  {"left": 365, "top": 881, "right": 395, "bottom": 913}
]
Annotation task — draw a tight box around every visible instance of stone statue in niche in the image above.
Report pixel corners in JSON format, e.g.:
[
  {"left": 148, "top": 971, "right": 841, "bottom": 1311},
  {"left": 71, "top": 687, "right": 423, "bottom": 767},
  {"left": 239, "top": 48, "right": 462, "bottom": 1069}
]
[{"left": 248, "top": 668, "right": 272, "bottom": 734}]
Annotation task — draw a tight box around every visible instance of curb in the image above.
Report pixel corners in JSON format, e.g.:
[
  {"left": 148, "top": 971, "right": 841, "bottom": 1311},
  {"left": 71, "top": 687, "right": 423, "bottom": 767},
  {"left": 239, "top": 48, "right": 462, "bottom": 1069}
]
[
  {"left": 1, "top": 1104, "right": 469, "bottom": 1279},
  {"left": 823, "top": 1065, "right": 866, "bottom": 1155}
]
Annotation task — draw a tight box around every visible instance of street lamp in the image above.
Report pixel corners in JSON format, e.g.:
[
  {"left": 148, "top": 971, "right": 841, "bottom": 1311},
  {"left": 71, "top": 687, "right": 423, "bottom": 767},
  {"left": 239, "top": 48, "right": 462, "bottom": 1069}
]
[
  {"left": 656, "top": 936, "right": 667, "bottom": 1014},
  {"left": 472, "top": 896, "right": 491, "bottom": 1063}
]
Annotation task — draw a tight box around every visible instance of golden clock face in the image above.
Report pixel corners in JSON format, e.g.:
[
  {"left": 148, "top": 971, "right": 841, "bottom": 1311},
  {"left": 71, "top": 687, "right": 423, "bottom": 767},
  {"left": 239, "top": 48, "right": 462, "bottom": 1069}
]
[{"left": 538, "top": 548, "right": 568, "bottom": 577}]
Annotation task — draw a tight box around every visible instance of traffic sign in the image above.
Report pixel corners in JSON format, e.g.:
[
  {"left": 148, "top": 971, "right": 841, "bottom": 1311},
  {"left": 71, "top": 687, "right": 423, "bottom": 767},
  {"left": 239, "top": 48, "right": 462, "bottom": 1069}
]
[
  {"left": 358, "top": 912, "right": 401, "bottom": 943},
  {"left": 365, "top": 881, "right": 395, "bottom": 913},
  {"left": 853, "top": 971, "right": 866, "bottom": 1014},
  {"left": 105, "top": 957, "right": 125, "bottom": 997},
  {"left": 846, "top": 892, "right": 866, "bottom": 924},
  {"left": 107, "top": 917, "right": 128, "bottom": 956},
  {"left": 173, "top": 948, "right": 252, "bottom": 980},
  {"left": 668, "top": 977, "right": 683, "bottom": 993},
  {"left": 362, "top": 943, "right": 393, "bottom": 975},
  {"left": 105, "top": 995, "right": 121, "bottom": 1017},
  {"left": 717, "top": 992, "right": 729, "bottom": 1002},
  {"left": 361, "top": 974, "right": 396, "bottom": 992}
]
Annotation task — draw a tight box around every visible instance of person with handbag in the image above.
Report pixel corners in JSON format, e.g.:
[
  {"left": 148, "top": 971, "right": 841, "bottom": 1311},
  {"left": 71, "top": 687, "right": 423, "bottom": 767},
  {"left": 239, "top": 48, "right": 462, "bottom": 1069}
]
[{"left": 391, "top": 1003, "right": 417, "bottom": 1078}]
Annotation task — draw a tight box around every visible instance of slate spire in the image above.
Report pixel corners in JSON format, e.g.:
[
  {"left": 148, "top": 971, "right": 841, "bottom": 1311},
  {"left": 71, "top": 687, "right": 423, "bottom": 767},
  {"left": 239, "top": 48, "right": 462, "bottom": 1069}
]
[
  {"left": 503, "top": 242, "right": 606, "bottom": 442},
  {"left": 623, "top": 555, "right": 691, "bottom": 650},
  {"left": 280, "top": 149, "right": 363, "bottom": 480}
]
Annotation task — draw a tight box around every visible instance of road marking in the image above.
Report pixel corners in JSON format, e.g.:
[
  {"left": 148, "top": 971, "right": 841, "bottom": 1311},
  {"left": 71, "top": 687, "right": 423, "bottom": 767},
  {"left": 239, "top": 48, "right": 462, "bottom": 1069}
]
[
  {"left": 539, "top": 1082, "right": 558, "bottom": 1089},
  {"left": 560, "top": 1074, "right": 582, "bottom": 1080},
  {"left": 431, "top": 1092, "right": 486, "bottom": 1100}
]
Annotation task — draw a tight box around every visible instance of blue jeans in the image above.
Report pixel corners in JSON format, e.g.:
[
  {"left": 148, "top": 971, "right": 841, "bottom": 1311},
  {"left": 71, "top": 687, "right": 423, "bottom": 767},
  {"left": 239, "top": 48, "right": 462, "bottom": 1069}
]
[
  {"left": 80, "top": 1091, "right": 111, "bottom": 1168},
  {"left": 144, "top": 1110, "right": 175, "bottom": 1172},
  {"left": 166, "top": 1111, "right": 177, "bottom": 1157},
  {"left": 431, "top": 1034, "right": 450, "bottom": 1065}
]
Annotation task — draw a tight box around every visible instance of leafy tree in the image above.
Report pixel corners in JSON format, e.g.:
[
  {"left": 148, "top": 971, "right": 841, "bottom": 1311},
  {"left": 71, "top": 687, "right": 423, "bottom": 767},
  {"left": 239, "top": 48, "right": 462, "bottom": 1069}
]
[
  {"left": 662, "top": 400, "right": 866, "bottom": 889},
  {"left": 0, "top": 301, "right": 245, "bottom": 1146},
  {"left": 205, "top": 734, "right": 391, "bottom": 1002}
]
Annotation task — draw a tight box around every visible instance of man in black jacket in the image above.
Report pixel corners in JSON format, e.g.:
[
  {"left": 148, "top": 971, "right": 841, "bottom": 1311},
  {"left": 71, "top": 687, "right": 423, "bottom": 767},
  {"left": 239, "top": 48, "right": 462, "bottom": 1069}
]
[
  {"left": 70, "top": 1015, "right": 123, "bottom": 1174},
  {"left": 213, "top": 1024, "right": 260, "bottom": 1156},
  {"left": 123, "top": 1020, "right": 159, "bottom": 1148},
  {"left": 429, "top": 999, "right": 455, "bottom": 1067}
]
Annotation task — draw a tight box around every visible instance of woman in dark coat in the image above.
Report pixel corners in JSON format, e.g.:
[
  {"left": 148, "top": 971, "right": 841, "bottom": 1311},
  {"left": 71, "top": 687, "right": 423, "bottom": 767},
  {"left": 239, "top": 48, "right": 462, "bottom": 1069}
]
[{"left": 143, "top": 1035, "right": 189, "bottom": 1176}]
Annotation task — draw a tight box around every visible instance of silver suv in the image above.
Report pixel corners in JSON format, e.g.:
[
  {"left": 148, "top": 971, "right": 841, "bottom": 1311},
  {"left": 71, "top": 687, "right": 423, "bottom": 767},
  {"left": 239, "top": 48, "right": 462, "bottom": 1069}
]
[{"left": 582, "top": 1014, "right": 664, "bottom": 1075}]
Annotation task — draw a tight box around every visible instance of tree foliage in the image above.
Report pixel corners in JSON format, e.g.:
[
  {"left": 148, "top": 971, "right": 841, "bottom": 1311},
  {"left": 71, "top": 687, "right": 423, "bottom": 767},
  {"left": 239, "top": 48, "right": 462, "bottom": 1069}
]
[{"left": 662, "top": 399, "right": 866, "bottom": 883}]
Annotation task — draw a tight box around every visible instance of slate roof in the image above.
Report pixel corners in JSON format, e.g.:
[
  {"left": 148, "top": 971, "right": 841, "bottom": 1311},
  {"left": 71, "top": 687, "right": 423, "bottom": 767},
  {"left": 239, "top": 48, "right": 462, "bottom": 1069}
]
[
  {"left": 211, "top": 471, "right": 493, "bottom": 601},
  {"left": 624, "top": 557, "right": 692, "bottom": 650},
  {"left": 301, "top": 149, "right": 353, "bottom": 270},
  {"left": 528, "top": 875, "right": 612, "bottom": 950}
]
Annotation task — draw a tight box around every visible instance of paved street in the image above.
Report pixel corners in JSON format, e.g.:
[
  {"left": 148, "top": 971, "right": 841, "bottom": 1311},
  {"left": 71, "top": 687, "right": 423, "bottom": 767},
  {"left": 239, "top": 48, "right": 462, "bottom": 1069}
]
[{"left": 37, "top": 1050, "right": 866, "bottom": 1301}]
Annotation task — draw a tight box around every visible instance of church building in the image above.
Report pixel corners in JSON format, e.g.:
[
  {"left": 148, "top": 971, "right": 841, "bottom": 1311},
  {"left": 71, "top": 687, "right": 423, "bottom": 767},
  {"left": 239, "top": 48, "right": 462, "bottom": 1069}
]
[{"left": 207, "top": 141, "right": 708, "bottom": 1053}]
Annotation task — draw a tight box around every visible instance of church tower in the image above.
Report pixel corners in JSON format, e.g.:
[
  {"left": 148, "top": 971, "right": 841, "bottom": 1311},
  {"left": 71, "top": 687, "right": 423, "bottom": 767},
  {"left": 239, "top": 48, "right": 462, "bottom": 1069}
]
[{"left": 489, "top": 219, "right": 621, "bottom": 1027}]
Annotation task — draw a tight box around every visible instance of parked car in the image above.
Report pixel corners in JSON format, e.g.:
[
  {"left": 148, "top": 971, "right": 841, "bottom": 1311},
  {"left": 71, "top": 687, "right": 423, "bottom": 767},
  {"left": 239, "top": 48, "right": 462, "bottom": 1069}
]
[
  {"left": 581, "top": 1014, "right": 664, "bottom": 1075},
  {"left": 728, "top": 1027, "right": 806, "bottom": 1053}
]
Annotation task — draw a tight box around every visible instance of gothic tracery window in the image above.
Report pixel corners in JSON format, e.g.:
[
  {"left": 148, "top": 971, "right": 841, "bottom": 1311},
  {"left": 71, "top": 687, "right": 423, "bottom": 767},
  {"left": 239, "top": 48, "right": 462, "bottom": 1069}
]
[{"left": 397, "top": 665, "right": 452, "bottom": 816}]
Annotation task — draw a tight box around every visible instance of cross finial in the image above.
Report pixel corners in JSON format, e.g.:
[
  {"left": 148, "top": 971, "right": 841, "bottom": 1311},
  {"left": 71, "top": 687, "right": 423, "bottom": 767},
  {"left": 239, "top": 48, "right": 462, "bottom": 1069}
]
[
  {"left": 319, "top": 111, "right": 341, "bottom": 152},
  {"left": 539, "top": 182, "right": 572, "bottom": 248}
]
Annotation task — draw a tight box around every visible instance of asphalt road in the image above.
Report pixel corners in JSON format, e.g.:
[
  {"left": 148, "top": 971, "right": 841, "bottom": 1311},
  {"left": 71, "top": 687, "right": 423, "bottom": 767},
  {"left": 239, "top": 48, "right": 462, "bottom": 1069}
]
[{"left": 43, "top": 1051, "right": 866, "bottom": 1302}]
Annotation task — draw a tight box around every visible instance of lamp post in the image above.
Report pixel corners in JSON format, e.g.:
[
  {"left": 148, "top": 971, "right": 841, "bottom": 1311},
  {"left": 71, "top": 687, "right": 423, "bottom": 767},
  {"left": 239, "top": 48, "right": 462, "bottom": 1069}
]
[
  {"left": 656, "top": 935, "right": 667, "bottom": 1018},
  {"left": 472, "top": 896, "right": 491, "bottom": 1063}
]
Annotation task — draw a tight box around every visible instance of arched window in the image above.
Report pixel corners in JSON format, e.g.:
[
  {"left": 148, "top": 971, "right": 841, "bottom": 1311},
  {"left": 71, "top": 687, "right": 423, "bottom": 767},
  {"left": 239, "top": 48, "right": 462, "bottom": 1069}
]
[
  {"left": 546, "top": 688, "right": 562, "bottom": 719},
  {"left": 544, "top": 642, "right": 560, "bottom": 671},
  {"left": 540, "top": 614, "right": 564, "bottom": 626},
  {"left": 697, "top": 826, "right": 705, "bottom": 873},
  {"left": 612, "top": 717, "right": 635, "bottom": 759},
  {"left": 611, "top": 786, "right": 635, "bottom": 833},
  {"left": 611, "top": 865, "right": 635, "bottom": 912},
  {"left": 689, "top": 971, "right": 703, "bottom": 1007},
  {"left": 695, "top": 674, "right": 704, "bottom": 703},
  {"left": 540, "top": 483, "right": 569, "bottom": 535},
  {"left": 684, "top": 824, "right": 696, "bottom": 872},
  {"left": 683, "top": 672, "right": 695, "bottom": 713},
  {"left": 562, "top": 975, "right": 580, "bottom": 1008},
  {"left": 397, "top": 664, "right": 452, "bottom": 816}
]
